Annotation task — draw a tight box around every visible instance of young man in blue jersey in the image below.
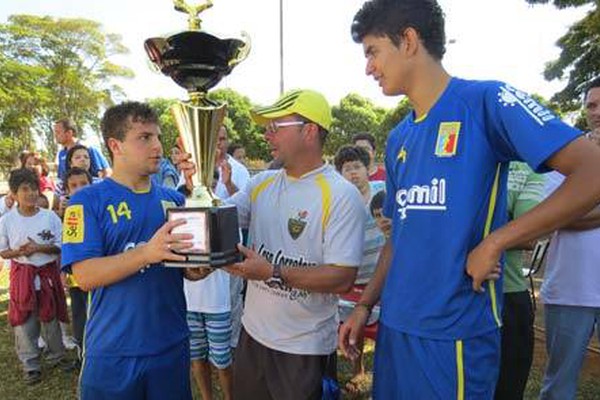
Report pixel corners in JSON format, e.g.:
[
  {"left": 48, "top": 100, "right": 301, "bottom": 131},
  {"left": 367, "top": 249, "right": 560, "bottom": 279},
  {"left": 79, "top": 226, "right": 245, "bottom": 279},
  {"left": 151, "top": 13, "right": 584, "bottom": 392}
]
[
  {"left": 61, "top": 102, "right": 208, "bottom": 399},
  {"left": 338, "top": 1, "right": 600, "bottom": 398}
]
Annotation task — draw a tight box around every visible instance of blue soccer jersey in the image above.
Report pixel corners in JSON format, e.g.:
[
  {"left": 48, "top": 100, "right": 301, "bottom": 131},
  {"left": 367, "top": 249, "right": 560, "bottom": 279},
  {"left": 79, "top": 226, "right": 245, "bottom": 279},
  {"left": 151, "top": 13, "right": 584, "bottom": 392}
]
[
  {"left": 382, "top": 78, "right": 580, "bottom": 340},
  {"left": 61, "top": 178, "right": 188, "bottom": 357}
]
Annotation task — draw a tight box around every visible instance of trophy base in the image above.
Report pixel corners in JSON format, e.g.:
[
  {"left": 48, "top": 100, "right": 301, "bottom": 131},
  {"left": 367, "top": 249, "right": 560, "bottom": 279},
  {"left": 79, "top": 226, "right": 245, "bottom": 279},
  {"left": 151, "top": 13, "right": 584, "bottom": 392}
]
[{"left": 165, "top": 205, "right": 241, "bottom": 268}]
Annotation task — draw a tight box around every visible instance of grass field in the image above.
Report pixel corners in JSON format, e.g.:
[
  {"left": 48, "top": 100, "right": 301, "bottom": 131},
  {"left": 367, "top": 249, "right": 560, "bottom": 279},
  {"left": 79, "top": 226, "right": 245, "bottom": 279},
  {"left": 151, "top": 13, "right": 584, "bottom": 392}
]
[{"left": 0, "top": 267, "right": 599, "bottom": 399}]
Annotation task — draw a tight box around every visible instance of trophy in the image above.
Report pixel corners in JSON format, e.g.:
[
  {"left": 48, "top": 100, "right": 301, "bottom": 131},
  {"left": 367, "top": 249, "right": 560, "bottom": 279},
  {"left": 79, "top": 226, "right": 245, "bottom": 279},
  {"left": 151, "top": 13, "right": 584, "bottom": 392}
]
[{"left": 144, "top": 0, "right": 250, "bottom": 267}]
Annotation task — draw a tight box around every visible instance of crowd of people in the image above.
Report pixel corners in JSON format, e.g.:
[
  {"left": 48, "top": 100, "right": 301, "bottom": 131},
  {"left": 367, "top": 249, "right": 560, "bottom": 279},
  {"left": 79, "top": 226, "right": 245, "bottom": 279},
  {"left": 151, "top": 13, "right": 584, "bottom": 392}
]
[{"left": 1, "top": 0, "right": 600, "bottom": 399}]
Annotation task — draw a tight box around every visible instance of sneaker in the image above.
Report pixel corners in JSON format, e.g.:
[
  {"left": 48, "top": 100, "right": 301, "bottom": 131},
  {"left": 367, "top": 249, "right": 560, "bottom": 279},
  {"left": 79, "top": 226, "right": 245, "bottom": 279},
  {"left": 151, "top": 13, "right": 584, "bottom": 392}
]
[
  {"left": 49, "top": 358, "right": 78, "bottom": 372},
  {"left": 62, "top": 335, "right": 77, "bottom": 350},
  {"left": 23, "top": 370, "right": 41, "bottom": 385}
]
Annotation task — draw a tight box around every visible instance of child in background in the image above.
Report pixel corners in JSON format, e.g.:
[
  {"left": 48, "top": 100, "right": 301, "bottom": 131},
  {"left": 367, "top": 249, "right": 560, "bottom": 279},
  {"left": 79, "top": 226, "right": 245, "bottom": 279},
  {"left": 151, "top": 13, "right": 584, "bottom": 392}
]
[
  {"left": 334, "top": 145, "right": 386, "bottom": 394},
  {"left": 0, "top": 168, "right": 73, "bottom": 385},
  {"left": 59, "top": 168, "right": 93, "bottom": 357},
  {"left": 369, "top": 190, "right": 391, "bottom": 238}
]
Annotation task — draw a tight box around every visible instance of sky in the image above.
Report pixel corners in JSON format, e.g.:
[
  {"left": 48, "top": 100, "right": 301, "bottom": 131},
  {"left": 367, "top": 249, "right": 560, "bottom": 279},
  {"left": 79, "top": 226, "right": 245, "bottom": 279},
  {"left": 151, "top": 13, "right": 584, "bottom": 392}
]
[{"left": 0, "top": 0, "right": 591, "bottom": 110}]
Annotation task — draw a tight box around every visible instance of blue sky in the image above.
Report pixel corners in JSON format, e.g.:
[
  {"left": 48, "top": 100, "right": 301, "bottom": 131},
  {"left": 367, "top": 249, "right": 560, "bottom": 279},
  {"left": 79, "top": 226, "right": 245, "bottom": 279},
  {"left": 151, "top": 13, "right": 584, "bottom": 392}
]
[{"left": 0, "top": 0, "right": 591, "bottom": 109}]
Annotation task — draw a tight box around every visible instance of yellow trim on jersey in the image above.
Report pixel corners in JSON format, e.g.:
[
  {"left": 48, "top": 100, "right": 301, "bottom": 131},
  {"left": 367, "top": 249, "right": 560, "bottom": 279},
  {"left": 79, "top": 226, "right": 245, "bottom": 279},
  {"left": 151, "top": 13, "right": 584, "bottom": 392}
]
[
  {"left": 132, "top": 182, "right": 152, "bottom": 194},
  {"left": 414, "top": 112, "right": 428, "bottom": 123},
  {"left": 456, "top": 340, "right": 465, "bottom": 400},
  {"left": 484, "top": 163, "right": 502, "bottom": 327},
  {"left": 315, "top": 173, "right": 332, "bottom": 234},
  {"left": 251, "top": 176, "right": 276, "bottom": 203}
]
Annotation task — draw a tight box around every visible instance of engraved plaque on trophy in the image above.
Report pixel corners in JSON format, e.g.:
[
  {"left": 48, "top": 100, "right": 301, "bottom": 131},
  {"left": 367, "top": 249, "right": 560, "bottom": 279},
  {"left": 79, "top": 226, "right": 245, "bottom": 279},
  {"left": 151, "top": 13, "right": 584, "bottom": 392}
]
[{"left": 144, "top": 0, "right": 250, "bottom": 267}]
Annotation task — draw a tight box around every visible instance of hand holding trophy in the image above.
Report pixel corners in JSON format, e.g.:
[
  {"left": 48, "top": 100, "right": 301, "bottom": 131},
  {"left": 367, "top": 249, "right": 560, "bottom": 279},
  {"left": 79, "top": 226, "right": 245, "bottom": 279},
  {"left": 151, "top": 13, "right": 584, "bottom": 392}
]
[{"left": 144, "top": 0, "right": 250, "bottom": 268}]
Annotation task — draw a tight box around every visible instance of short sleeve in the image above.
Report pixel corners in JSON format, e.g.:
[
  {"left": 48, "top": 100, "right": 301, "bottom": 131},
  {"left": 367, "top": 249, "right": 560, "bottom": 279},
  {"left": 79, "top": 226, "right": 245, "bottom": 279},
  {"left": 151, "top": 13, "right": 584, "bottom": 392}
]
[
  {"left": 61, "top": 191, "right": 105, "bottom": 273},
  {"left": 89, "top": 146, "right": 110, "bottom": 176},
  {"left": 0, "top": 214, "right": 8, "bottom": 252},
  {"left": 49, "top": 211, "right": 63, "bottom": 247},
  {"left": 225, "top": 182, "right": 251, "bottom": 229},
  {"left": 513, "top": 170, "right": 545, "bottom": 219},
  {"left": 542, "top": 171, "right": 565, "bottom": 201},
  {"left": 482, "top": 82, "right": 581, "bottom": 172},
  {"left": 323, "top": 185, "right": 366, "bottom": 267},
  {"left": 383, "top": 127, "right": 401, "bottom": 219}
]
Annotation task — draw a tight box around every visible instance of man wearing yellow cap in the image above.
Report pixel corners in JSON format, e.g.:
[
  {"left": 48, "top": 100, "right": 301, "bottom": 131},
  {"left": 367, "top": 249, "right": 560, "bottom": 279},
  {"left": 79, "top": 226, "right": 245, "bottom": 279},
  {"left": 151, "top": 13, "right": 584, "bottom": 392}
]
[{"left": 224, "top": 89, "right": 366, "bottom": 399}]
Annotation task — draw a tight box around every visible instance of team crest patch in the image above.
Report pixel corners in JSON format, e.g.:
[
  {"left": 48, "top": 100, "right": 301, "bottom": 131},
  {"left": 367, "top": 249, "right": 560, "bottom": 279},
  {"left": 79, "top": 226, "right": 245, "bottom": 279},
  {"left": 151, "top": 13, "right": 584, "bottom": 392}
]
[
  {"left": 63, "top": 205, "right": 84, "bottom": 244},
  {"left": 435, "top": 122, "right": 461, "bottom": 157},
  {"left": 288, "top": 210, "right": 308, "bottom": 240}
]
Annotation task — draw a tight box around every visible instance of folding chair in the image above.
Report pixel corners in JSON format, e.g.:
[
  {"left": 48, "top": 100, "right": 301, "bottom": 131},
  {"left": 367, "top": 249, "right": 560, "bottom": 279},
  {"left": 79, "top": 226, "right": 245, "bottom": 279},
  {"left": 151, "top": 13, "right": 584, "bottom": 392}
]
[{"left": 521, "top": 238, "right": 550, "bottom": 311}]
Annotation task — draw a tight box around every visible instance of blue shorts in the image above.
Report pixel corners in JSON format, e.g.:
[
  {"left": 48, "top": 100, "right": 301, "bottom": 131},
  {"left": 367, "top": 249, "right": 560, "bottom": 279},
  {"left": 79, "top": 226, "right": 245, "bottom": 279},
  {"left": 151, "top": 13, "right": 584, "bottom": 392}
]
[
  {"left": 80, "top": 340, "right": 191, "bottom": 400},
  {"left": 373, "top": 323, "right": 500, "bottom": 399},
  {"left": 187, "top": 311, "right": 232, "bottom": 369}
]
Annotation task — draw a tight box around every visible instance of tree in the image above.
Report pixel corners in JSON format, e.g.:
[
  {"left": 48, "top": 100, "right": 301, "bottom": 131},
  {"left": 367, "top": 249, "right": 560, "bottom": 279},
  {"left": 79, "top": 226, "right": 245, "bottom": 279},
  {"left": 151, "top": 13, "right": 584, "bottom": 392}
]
[
  {"left": 0, "top": 15, "right": 133, "bottom": 160},
  {"left": 525, "top": 0, "right": 599, "bottom": 113},
  {"left": 147, "top": 98, "right": 179, "bottom": 155},
  {"left": 327, "top": 93, "right": 387, "bottom": 156},
  {"left": 209, "top": 88, "right": 270, "bottom": 161}
]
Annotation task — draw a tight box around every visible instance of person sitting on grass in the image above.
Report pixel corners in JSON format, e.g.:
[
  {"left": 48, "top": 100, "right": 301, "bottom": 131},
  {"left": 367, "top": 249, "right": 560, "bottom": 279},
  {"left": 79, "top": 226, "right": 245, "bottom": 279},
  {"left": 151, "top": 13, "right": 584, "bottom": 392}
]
[{"left": 0, "top": 168, "right": 74, "bottom": 385}]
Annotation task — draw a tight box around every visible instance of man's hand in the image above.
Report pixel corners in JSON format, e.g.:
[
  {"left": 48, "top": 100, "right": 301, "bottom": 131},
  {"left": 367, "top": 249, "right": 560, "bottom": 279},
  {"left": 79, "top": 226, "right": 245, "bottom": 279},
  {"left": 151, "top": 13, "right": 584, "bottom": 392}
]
[
  {"left": 173, "top": 144, "right": 196, "bottom": 193},
  {"left": 4, "top": 193, "right": 15, "bottom": 209},
  {"left": 339, "top": 306, "right": 370, "bottom": 360},
  {"left": 219, "top": 159, "right": 232, "bottom": 186},
  {"left": 140, "top": 219, "right": 194, "bottom": 265},
  {"left": 223, "top": 244, "right": 273, "bottom": 281},
  {"left": 465, "top": 237, "right": 503, "bottom": 292},
  {"left": 19, "top": 238, "right": 40, "bottom": 256}
]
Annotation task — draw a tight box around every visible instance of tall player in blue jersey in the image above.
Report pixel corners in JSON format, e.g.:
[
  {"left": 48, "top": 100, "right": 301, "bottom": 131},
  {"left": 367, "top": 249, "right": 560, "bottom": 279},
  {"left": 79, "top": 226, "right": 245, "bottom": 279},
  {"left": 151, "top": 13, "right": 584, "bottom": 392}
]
[
  {"left": 339, "top": 1, "right": 600, "bottom": 398},
  {"left": 61, "top": 102, "right": 208, "bottom": 399}
]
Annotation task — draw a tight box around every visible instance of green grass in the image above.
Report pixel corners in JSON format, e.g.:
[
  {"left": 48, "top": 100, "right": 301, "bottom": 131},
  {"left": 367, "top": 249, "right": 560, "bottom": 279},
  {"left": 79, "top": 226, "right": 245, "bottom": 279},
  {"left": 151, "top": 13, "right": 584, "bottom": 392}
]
[{"left": 0, "top": 267, "right": 599, "bottom": 399}]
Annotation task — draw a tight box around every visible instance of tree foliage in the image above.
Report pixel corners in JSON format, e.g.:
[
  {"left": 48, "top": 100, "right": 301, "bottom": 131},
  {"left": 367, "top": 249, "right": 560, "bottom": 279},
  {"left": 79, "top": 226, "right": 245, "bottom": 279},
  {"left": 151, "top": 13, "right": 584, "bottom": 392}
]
[
  {"left": 525, "top": 0, "right": 599, "bottom": 111},
  {"left": 0, "top": 14, "right": 133, "bottom": 164},
  {"left": 327, "top": 93, "right": 387, "bottom": 157}
]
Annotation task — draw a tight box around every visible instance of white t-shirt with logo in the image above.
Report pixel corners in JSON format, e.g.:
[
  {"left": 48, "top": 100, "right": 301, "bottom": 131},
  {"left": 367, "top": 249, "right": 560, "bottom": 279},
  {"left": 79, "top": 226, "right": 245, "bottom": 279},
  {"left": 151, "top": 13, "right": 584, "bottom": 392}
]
[
  {"left": 227, "top": 164, "right": 365, "bottom": 355},
  {"left": 0, "top": 208, "right": 62, "bottom": 290},
  {"left": 540, "top": 171, "right": 600, "bottom": 307},
  {"left": 184, "top": 155, "right": 250, "bottom": 314}
]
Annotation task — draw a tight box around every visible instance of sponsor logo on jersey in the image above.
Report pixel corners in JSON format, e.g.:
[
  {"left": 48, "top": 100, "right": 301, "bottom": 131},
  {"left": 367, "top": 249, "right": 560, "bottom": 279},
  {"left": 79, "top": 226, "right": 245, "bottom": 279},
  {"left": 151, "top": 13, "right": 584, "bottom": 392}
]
[
  {"left": 395, "top": 178, "right": 447, "bottom": 219},
  {"left": 63, "top": 205, "right": 84, "bottom": 243},
  {"left": 497, "top": 84, "right": 555, "bottom": 126},
  {"left": 435, "top": 122, "right": 461, "bottom": 157},
  {"left": 288, "top": 210, "right": 308, "bottom": 240}
]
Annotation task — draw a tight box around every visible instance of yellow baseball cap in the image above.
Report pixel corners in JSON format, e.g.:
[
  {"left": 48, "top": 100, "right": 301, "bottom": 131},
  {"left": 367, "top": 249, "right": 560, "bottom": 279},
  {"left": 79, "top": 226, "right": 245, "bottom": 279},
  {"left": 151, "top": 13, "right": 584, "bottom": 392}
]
[{"left": 251, "top": 89, "right": 332, "bottom": 131}]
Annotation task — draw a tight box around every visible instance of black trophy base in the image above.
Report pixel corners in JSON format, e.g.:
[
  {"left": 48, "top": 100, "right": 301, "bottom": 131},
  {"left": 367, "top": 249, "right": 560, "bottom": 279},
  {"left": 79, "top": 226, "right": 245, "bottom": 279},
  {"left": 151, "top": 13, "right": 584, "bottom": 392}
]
[{"left": 164, "top": 205, "right": 240, "bottom": 268}]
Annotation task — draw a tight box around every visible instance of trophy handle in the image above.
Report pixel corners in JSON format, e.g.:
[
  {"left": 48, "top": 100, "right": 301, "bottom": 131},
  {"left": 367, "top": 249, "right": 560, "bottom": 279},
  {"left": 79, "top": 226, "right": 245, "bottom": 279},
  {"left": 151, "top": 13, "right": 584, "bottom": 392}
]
[{"left": 228, "top": 32, "right": 252, "bottom": 68}]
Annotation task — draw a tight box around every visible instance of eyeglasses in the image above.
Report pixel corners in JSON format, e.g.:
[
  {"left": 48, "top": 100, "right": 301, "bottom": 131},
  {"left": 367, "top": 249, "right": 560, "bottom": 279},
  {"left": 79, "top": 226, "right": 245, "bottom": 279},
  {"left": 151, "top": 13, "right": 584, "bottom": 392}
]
[{"left": 266, "top": 120, "right": 306, "bottom": 133}]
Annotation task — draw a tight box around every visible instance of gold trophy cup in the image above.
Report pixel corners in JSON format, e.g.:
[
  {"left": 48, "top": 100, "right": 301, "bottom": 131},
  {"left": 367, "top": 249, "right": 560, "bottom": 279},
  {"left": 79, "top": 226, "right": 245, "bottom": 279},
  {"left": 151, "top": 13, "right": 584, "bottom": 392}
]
[{"left": 144, "top": 0, "right": 250, "bottom": 267}]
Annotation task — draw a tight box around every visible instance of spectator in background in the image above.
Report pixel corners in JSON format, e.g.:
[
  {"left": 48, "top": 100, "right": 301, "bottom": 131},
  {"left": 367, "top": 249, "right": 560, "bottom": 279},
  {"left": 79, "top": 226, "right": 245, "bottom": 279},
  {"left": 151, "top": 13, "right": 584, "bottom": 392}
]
[
  {"left": 369, "top": 190, "right": 391, "bottom": 238},
  {"left": 0, "top": 168, "right": 72, "bottom": 385},
  {"left": 539, "top": 77, "right": 600, "bottom": 400},
  {"left": 334, "top": 145, "right": 386, "bottom": 394},
  {"left": 0, "top": 193, "right": 15, "bottom": 217},
  {"left": 183, "top": 125, "right": 250, "bottom": 400},
  {"left": 65, "top": 144, "right": 103, "bottom": 185},
  {"left": 53, "top": 118, "right": 111, "bottom": 182},
  {"left": 495, "top": 162, "right": 544, "bottom": 400},
  {"left": 60, "top": 167, "right": 94, "bottom": 360},
  {"left": 20, "top": 151, "right": 56, "bottom": 210},
  {"left": 352, "top": 133, "right": 386, "bottom": 181},
  {"left": 227, "top": 143, "right": 247, "bottom": 166}
]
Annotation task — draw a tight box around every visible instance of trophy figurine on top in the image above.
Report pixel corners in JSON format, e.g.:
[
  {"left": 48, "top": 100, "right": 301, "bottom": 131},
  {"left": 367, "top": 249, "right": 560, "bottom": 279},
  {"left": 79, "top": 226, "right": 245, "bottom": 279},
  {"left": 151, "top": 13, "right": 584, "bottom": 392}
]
[{"left": 144, "top": 0, "right": 250, "bottom": 267}]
